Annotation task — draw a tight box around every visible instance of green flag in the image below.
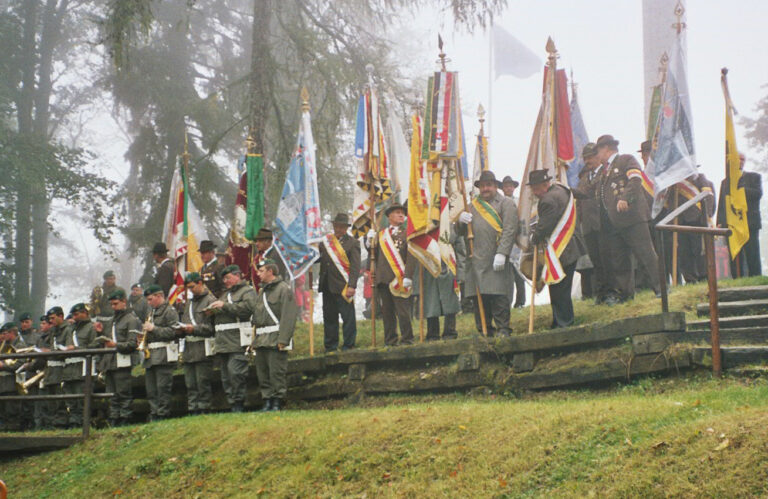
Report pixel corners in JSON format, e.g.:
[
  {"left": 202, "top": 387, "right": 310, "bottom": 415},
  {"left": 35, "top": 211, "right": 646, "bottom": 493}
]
[{"left": 244, "top": 153, "right": 264, "bottom": 240}]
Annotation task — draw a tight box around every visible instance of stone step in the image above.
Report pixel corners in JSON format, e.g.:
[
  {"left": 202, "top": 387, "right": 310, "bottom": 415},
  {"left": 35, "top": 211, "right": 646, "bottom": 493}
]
[
  {"left": 672, "top": 327, "right": 768, "bottom": 346},
  {"left": 688, "top": 314, "right": 768, "bottom": 330},
  {"left": 692, "top": 346, "right": 768, "bottom": 369},
  {"left": 715, "top": 286, "right": 768, "bottom": 303},
  {"left": 696, "top": 299, "right": 768, "bottom": 317}
]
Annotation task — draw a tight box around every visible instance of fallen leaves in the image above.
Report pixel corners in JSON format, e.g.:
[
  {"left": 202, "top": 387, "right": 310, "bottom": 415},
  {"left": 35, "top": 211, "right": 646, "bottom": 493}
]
[
  {"left": 498, "top": 477, "right": 508, "bottom": 488},
  {"left": 714, "top": 438, "right": 730, "bottom": 451},
  {"left": 458, "top": 425, "right": 467, "bottom": 431}
]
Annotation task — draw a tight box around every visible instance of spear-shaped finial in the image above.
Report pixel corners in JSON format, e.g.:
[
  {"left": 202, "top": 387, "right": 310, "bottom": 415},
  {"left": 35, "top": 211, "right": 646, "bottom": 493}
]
[
  {"left": 301, "top": 86, "right": 310, "bottom": 112},
  {"left": 477, "top": 103, "right": 486, "bottom": 136},
  {"left": 672, "top": 0, "right": 686, "bottom": 34},
  {"left": 437, "top": 33, "right": 450, "bottom": 71},
  {"left": 545, "top": 37, "right": 558, "bottom": 66}
]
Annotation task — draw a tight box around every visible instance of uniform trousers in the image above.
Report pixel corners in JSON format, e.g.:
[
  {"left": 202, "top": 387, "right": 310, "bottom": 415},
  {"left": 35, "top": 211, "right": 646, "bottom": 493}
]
[
  {"left": 582, "top": 230, "right": 611, "bottom": 301},
  {"left": 377, "top": 284, "right": 414, "bottom": 346},
  {"left": 63, "top": 380, "right": 84, "bottom": 426},
  {"left": 549, "top": 262, "right": 577, "bottom": 328},
  {"left": 473, "top": 294, "right": 511, "bottom": 336},
  {"left": 254, "top": 347, "right": 288, "bottom": 400},
  {"left": 145, "top": 364, "right": 174, "bottom": 418},
  {"left": 322, "top": 292, "right": 357, "bottom": 351},
  {"left": 105, "top": 368, "right": 133, "bottom": 420},
  {"left": 603, "top": 213, "right": 660, "bottom": 300},
  {"left": 426, "top": 314, "right": 457, "bottom": 341},
  {"left": 183, "top": 360, "right": 213, "bottom": 412},
  {"left": 42, "top": 383, "right": 68, "bottom": 427},
  {"left": 217, "top": 351, "right": 249, "bottom": 408}
]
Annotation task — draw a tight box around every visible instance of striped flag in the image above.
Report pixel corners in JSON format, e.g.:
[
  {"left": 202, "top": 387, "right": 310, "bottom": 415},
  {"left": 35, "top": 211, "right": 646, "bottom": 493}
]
[{"left": 567, "top": 83, "right": 589, "bottom": 188}]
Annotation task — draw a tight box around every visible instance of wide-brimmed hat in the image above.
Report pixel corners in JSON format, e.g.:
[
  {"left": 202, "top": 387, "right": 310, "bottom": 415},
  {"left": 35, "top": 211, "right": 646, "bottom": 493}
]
[
  {"left": 582, "top": 142, "right": 598, "bottom": 158},
  {"left": 501, "top": 175, "right": 519, "bottom": 188},
  {"left": 332, "top": 213, "right": 351, "bottom": 226},
  {"left": 474, "top": 170, "right": 499, "bottom": 188},
  {"left": 385, "top": 202, "right": 407, "bottom": 217},
  {"left": 200, "top": 240, "right": 216, "bottom": 253},
  {"left": 152, "top": 242, "right": 168, "bottom": 254},
  {"left": 253, "top": 228, "right": 273, "bottom": 241},
  {"left": 527, "top": 170, "right": 553, "bottom": 186},
  {"left": 637, "top": 140, "right": 651, "bottom": 154},
  {"left": 595, "top": 134, "right": 619, "bottom": 149}
]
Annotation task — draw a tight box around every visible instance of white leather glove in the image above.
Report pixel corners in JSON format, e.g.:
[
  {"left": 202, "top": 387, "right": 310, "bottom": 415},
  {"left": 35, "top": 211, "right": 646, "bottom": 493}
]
[
  {"left": 402, "top": 278, "right": 413, "bottom": 289},
  {"left": 366, "top": 229, "right": 376, "bottom": 244},
  {"left": 459, "top": 211, "right": 473, "bottom": 224},
  {"left": 493, "top": 253, "right": 506, "bottom": 271}
]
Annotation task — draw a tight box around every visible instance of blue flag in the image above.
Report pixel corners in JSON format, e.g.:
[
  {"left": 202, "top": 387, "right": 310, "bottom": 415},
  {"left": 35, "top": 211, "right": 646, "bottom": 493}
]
[
  {"left": 647, "top": 36, "right": 697, "bottom": 216},
  {"left": 567, "top": 87, "right": 589, "bottom": 188},
  {"left": 273, "top": 108, "right": 322, "bottom": 281}
]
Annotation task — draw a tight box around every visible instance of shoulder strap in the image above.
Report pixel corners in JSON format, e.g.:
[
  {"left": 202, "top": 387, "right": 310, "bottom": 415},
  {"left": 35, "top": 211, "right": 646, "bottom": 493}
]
[{"left": 262, "top": 292, "right": 279, "bottom": 326}]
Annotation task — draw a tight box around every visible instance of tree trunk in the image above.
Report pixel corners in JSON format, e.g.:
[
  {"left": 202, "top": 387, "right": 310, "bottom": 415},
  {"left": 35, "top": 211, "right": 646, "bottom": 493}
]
[{"left": 248, "top": 0, "right": 271, "bottom": 224}]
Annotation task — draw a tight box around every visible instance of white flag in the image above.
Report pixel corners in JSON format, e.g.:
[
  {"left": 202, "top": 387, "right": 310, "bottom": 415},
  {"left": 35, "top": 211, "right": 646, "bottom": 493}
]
[{"left": 493, "top": 25, "right": 542, "bottom": 79}]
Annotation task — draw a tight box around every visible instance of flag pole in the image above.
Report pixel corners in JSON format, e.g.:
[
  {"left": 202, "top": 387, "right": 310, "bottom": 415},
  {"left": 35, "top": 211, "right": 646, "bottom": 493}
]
[
  {"left": 366, "top": 64, "right": 378, "bottom": 349},
  {"left": 470, "top": 104, "right": 489, "bottom": 337},
  {"left": 182, "top": 126, "right": 190, "bottom": 278},
  {"left": 419, "top": 266, "right": 425, "bottom": 343},
  {"left": 529, "top": 246, "right": 537, "bottom": 334},
  {"left": 301, "top": 86, "right": 316, "bottom": 357}
]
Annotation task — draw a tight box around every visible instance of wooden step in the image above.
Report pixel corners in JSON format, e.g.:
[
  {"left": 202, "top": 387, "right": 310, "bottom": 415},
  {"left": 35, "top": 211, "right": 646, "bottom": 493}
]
[
  {"left": 692, "top": 346, "right": 768, "bottom": 368},
  {"left": 715, "top": 286, "right": 768, "bottom": 303},
  {"left": 688, "top": 314, "right": 768, "bottom": 330},
  {"left": 662, "top": 327, "right": 768, "bottom": 346},
  {"left": 696, "top": 299, "right": 768, "bottom": 317},
  {"left": 0, "top": 436, "right": 82, "bottom": 457}
]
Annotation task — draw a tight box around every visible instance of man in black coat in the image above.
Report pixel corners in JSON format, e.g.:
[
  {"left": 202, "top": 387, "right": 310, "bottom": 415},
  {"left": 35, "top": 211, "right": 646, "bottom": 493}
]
[
  {"left": 529, "top": 170, "right": 583, "bottom": 328},
  {"left": 717, "top": 153, "right": 762, "bottom": 277}
]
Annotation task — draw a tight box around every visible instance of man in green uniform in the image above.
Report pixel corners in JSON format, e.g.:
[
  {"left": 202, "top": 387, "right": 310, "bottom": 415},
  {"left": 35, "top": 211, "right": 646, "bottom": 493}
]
[
  {"left": 92, "top": 270, "right": 125, "bottom": 325},
  {"left": 98, "top": 289, "right": 140, "bottom": 427},
  {"left": 0, "top": 322, "right": 23, "bottom": 431},
  {"left": 16, "top": 312, "right": 40, "bottom": 429},
  {"left": 253, "top": 229, "right": 287, "bottom": 291},
  {"left": 252, "top": 259, "right": 298, "bottom": 412},
  {"left": 141, "top": 284, "right": 180, "bottom": 422},
  {"left": 128, "top": 283, "right": 150, "bottom": 322},
  {"left": 208, "top": 264, "right": 257, "bottom": 412},
  {"left": 179, "top": 272, "right": 216, "bottom": 415},
  {"left": 18, "top": 312, "right": 39, "bottom": 347},
  {"left": 200, "top": 240, "right": 225, "bottom": 298},
  {"left": 41, "top": 306, "right": 71, "bottom": 428},
  {"left": 62, "top": 303, "right": 98, "bottom": 428}
]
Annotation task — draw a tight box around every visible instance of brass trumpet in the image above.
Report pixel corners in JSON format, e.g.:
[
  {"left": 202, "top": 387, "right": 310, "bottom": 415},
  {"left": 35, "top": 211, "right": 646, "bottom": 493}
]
[
  {"left": 138, "top": 314, "right": 152, "bottom": 359},
  {"left": 18, "top": 371, "right": 44, "bottom": 395}
]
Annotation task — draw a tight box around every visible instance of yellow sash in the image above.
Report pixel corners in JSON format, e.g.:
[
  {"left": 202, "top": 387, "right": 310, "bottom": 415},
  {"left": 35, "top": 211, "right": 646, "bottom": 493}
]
[
  {"left": 472, "top": 197, "right": 502, "bottom": 235},
  {"left": 322, "top": 234, "right": 353, "bottom": 303},
  {"left": 380, "top": 227, "right": 411, "bottom": 298},
  {"left": 543, "top": 189, "right": 577, "bottom": 285}
]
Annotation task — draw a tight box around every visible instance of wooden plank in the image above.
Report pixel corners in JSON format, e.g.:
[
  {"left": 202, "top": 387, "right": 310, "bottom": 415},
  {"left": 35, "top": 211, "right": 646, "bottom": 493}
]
[
  {"left": 696, "top": 299, "right": 768, "bottom": 317},
  {"left": 0, "top": 436, "right": 82, "bottom": 455},
  {"left": 687, "top": 314, "right": 768, "bottom": 330},
  {"left": 692, "top": 346, "right": 768, "bottom": 368},
  {"left": 716, "top": 286, "right": 768, "bottom": 303}
]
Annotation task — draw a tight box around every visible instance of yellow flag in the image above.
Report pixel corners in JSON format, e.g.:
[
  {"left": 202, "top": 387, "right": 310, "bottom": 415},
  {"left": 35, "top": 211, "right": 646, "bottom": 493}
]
[
  {"left": 406, "top": 114, "right": 429, "bottom": 237},
  {"left": 721, "top": 70, "right": 749, "bottom": 259}
]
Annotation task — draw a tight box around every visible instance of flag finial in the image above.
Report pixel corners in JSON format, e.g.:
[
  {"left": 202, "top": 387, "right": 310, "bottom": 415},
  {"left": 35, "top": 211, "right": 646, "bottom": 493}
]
[
  {"left": 672, "top": 1, "right": 686, "bottom": 34},
  {"left": 477, "top": 104, "right": 486, "bottom": 136},
  {"left": 437, "top": 33, "right": 450, "bottom": 71},
  {"left": 301, "top": 86, "right": 310, "bottom": 112}
]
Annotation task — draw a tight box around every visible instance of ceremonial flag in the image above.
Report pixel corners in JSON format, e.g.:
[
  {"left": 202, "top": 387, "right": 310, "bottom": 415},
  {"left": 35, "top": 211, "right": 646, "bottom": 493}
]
[
  {"left": 646, "top": 84, "right": 663, "bottom": 141},
  {"left": 351, "top": 89, "right": 392, "bottom": 237},
  {"left": 273, "top": 97, "right": 322, "bottom": 281},
  {"left": 227, "top": 165, "right": 254, "bottom": 280},
  {"left": 470, "top": 130, "right": 489, "bottom": 199},
  {"left": 567, "top": 82, "right": 589, "bottom": 188},
  {"left": 721, "top": 70, "right": 749, "bottom": 258},
  {"left": 406, "top": 114, "right": 441, "bottom": 277},
  {"left": 244, "top": 154, "right": 265, "bottom": 240},
  {"left": 385, "top": 100, "right": 411, "bottom": 204},
  {"left": 162, "top": 163, "right": 209, "bottom": 304},
  {"left": 647, "top": 36, "right": 697, "bottom": 217},
  {"left": 492, "top": 25, "right": 542, "bottom": 79}
]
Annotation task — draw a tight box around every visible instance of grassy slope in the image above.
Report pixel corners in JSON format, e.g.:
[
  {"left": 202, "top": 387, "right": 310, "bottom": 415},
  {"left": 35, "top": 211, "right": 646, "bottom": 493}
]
[
  {"left": 290, "top": 276, "right": 768, "bottom": 357},
  {"left": 3, "top": 376, "right": 768, "bottom": 497}
]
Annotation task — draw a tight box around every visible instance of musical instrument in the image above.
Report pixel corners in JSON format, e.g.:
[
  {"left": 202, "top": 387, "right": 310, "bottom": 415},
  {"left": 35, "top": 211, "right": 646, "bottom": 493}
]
[
  {"left": 90, "top": 286, "right": 103, "bottom": 316},
  {"left": 18, "top": 371, "right": 44, "bottom": 395},
  {"left": 138, "top": 313, "right": 152, "bottom": 359}
]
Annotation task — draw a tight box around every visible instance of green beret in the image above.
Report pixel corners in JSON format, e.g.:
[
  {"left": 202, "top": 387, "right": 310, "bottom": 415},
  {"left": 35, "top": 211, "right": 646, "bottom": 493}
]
[
  {"left": 257, "top": 258, "right": 276, "bottom": 268},
  {"left": 103, "top": 270, "right": 116, "bottom": 279},
  {"left": 107, "top": 289, "right": 127, "bottom": 301},
  {"left": 220, "top": 264, "right": 242, "bottom": 277},
  {"left": 70, "top": 303, "right": 87, "bottom": 314},
  {"left": 143, "top": 284, "right": 164, "bottom": 297},
  {"left": 39, "top": 315, "right": 48, "bottom": 323},
  {"left": 185, "top": 272, "right": 202, "bottom": 284},
  {"left": 46, "top": 306, "right": 64, "bottom": 317},
  {"left": 19, "top": 312, "right": 32, "bottom": 321},
  {"left": 1, "top": 322, "right": 18, "bottom": 332}
]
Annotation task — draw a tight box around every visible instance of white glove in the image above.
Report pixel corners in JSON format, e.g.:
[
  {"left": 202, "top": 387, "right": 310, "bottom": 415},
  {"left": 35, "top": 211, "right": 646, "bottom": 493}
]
[
  {"left": 493, "top": 253, "right": 506, "bottom": 272},
  {"left": 402, "top": 278, "right": 413, "bottom": 289},
  {"left": 459, "top": 211, "right": 473, "bottom": 224},
  {"left": 366, "top": 229, "right": 376, "bottom": 244}
]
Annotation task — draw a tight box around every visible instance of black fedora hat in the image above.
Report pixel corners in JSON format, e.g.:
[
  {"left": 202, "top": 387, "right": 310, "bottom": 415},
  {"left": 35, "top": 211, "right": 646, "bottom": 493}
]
[
  {"left": 474, "top": 170, "right": 499, "bottom": 188},
  {"left": 253, "top": 228, "right": 273, "bottom": 241},
  {"left": 595, "top": 134, "right": 619, "bottom": 148},
  {"left": 152, "top": 242, "right": 168, "bottom": 254},
  {"left": 501, "top": 175, "right": 519, "bottom": 188},
  {"left": 637, "top": 140, "right": 651, "bottom": 154},
  {"left": 582, "top": 142, "right": 598, "bottom": 158},
  {"left": 200, "top": 240, "right": 216, "bottom": 253},
  {"left": 527, "top": 169, "right": 553, "bottom": 186},
  {"left": 385, "top": 202, "right": 407, "bottom": 217},
  {"left": 331, "top": 213, "right": 351, "bottom": 226}
]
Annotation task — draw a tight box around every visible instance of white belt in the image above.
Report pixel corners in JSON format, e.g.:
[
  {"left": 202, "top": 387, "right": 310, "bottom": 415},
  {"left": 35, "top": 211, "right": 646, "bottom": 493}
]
[
  {"left": 65, "top": 357, "right": 85, "bottom": 364},
  {"left": 148, "top": 342, "right": 171, "bottom": 349},
  {"left": 0, "top": 371, "right": 12, "bottom": 377},
  {"left": 48, "top": 360, "right": 65, "bottom": 367},
  {"left": 95, "top": 316, "right": 112, "bottom": 322},
  {"left": 186, "top": 336, "right": 206, "bottom": 343},
  {"left": 215, "top": 321, "right": 251, "bottom": 332},
  {"left": 255, "top": 325, "right": 279, "bottom": 335}
]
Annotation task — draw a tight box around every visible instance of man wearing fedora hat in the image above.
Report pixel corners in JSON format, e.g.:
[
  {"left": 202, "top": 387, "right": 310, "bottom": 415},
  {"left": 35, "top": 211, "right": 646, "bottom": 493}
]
[
  {"left": 368, "top": 202, "right": 416, "bottom": 346},
  {"left": 458, "top": 170, "right": 518, "bottom": 336},
  {"left": 319, "top": 213, "right": 360, "bottom": 351},
  {"left": 575, "top": 134, "right": 660, "bottom": 301},
  {"left": 152, "top": 242, "right": 176, "bottom": 297},
  {"left": 199, "top": 240, "right": 225, "bottom": 298},
  {"left": 252, "top": 228, "right": 287, "bottom": 290},
  {"left": 528, "top": 170, "right": 583, "bottom": 328},
  {"left": 501, "top": 175, "right": 526, "bottom": 309}
]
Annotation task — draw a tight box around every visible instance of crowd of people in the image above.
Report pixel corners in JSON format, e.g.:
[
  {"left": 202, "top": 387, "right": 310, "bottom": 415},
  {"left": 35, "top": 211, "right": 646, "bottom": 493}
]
[{"left": 0, "top": 132, "right": 762, "bottom": 431}]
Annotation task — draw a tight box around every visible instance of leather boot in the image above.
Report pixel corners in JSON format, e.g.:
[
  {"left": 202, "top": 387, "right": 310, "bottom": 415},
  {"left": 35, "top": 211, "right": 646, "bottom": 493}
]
[
  {"left": 270, "top": 398, "right": 282, "bottom": 411},
  {"left": 260, "top": 398, "right": 273, "bottom": 412}
]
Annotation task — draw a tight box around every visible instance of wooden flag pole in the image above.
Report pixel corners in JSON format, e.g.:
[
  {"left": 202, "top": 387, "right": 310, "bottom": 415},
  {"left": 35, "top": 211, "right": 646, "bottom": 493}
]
[
  {"left": 308, "top": 269, "right": 315, "bottom": 356},
  {"left": 419, "top": 266, "right": 425, "bottom": 342},
  {"left": 365, "top": 64, "right": 378, "bottom": 349},
  {"left": 672, "top": 189, "right": 679, "bottom": 286},
  {"left": 528, "top": 247, "right": 538, "bottom": 334}
]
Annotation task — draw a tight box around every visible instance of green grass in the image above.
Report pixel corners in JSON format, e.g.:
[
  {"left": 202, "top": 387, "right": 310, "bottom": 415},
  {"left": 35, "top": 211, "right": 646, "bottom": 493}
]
[
  {"left": 290, "top": 276, "right": 768, "bottom": 357},
  {"left": 3, "top": 374, "right": 768, "bottom": 497}
]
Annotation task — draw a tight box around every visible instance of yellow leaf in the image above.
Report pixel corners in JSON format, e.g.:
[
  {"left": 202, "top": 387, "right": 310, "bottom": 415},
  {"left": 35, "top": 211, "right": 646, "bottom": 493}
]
[
  {"left": 624, "top": 438, "right": 633, "bottom": 446},
  {"left": 458, "top": 425, "right": 467, "bottom": 430},
  {"left": 113, "top": 490, "right": 122, "bottom": 496},
  {"left": 498, "top": 477, "right": 508, "bottom": 488},
  {"left": 714, "top": 438, "right": 730, "bottom": 451},
  {"left": 434, "top": 438, "right": 441, "bottom": 444},
  {"left": 693, "top": 399, "right": 701, "bottom": 407}
]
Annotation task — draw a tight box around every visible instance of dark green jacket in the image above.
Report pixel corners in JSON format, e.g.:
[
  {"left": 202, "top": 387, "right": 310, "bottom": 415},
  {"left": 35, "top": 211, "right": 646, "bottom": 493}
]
[
  {"left": 43, "top": 322, "right": 71, "bottom": 386},
  {"left": 128, "top": 294, "right": 150, "bottom": 322},
  {"left": 99, "top": 309, "right": 140, "bottom": 372},
  {"left": 0, "top": 335, "right": 24, "bottom": 393},
  {"left": 63, "top": 319, "right": 99, "bottom": 381},
  {"left": 18, "top": 328, "right": 40, "bottom": 349},
  {"left": 252, "top": 277, "right": 299, "bottom": 349},
  {"left": 143, "top": 302, "right": 180, "bottom": 368},
  {"left": 181, "top": 290, "right": 215, "bottom": 363},
  {"left": 214, "top": 281, "right": 258, "bottom": 354}
]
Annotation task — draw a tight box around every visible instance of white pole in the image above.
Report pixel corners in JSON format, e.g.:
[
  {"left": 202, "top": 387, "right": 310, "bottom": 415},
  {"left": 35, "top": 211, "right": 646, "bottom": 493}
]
[{"left": 487, "top": 21, "right": 493, "bottom": 148}]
